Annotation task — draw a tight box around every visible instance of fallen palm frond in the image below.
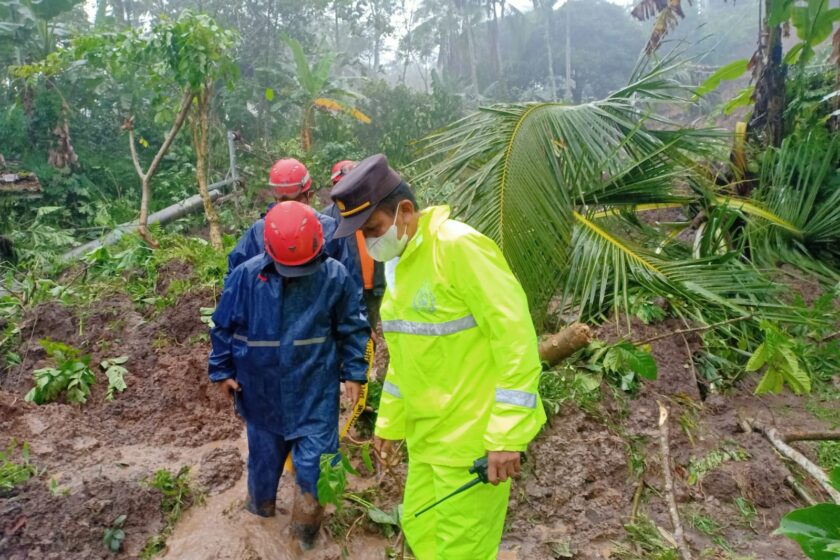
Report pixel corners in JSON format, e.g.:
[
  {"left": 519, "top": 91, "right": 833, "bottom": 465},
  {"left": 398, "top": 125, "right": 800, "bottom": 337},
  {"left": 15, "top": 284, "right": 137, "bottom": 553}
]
[
  {"left": 747, "top": 135, "right": 840, "bottom": 264},
  {"left": 417, "top": 54, "right": 838, "bottom": 339},
  {"left": 417, "top": 57, "right": 728, "bottom": 323}
]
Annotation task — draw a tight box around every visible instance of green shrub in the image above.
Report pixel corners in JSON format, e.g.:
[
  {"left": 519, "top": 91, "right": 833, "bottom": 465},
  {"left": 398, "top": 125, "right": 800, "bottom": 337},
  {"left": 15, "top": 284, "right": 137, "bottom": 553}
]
[{"left": 24, "top": 339, "right": 95, "bottom": 405}]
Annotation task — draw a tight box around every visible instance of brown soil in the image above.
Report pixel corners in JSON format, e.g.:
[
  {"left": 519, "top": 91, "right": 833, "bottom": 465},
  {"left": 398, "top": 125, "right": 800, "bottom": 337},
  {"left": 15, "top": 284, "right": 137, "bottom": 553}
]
[
  {"left": 0, "top": 266, "right": 241, "bottom": 559},
  {"left": 499, "top": 317, "right": 828, "bottom": 560},
  {"left": 2, "top": 254, "right": 834, "bottom": 560}
]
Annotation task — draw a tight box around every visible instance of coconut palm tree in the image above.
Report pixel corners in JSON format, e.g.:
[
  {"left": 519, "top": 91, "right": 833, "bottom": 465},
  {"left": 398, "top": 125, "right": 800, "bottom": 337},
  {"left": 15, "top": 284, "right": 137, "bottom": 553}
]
[{"left": 417, "top": 55, "right": 839, "bottom": 338}]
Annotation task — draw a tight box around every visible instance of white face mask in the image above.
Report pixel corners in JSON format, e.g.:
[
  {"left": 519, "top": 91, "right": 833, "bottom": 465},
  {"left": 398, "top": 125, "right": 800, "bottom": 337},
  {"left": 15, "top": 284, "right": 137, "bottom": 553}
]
[{"left": 365, "top": 209, "right": 409, "bottom": 262}]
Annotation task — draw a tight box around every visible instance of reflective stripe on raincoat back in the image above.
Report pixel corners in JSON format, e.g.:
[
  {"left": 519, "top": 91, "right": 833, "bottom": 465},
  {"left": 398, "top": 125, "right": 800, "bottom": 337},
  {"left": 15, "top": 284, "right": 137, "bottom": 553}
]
[{"left": 374, "top": 206, "right": 546, "bottom": 467}]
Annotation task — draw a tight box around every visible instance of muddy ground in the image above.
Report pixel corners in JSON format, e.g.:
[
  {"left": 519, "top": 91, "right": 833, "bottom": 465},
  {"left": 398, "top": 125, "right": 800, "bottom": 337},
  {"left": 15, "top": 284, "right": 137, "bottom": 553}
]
[{"left": 1, "top": 259, "right": 836, "bottom": 559}]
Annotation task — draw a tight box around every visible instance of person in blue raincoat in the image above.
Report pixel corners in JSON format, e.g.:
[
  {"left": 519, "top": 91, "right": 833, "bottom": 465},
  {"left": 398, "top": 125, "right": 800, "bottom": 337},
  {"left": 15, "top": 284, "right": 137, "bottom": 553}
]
[
  {"left": 208, "top": 201, "right": 371, "bottom": 551},
  {"left": 226, "top": 158, "right": 362, "bottom": 294}
]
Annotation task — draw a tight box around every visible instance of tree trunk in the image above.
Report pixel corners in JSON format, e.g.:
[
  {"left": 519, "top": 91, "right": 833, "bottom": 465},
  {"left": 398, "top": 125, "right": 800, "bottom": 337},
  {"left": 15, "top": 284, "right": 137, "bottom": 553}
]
[
  {"left": 459, "top": 0, "right": 479, "bottom": 94},
  {"left": 538, "top": 323, "right": 592, "bottom": 365},
  {"left": 191, "top": 85, "right": 223, "bottom": 250},
  {"left": 374, "top": 32, "right": 381, "bottom": 73},
  {"left": 748, "top": 0, "right": 785, "bottom": 147},
  {"left": 490, "top": 0, "right": 504, "bottom": 89},
  {"left": 130, "top": 90, "right": 194, "bottom": 248},
  {"left": 564, "top": 4, "right": 572, "bottom": 100},
  {"left": 301, "top": 104, "right": 314, "bottom": 151},
  {"left": 111, "top": 0, "right": 125, "bottom": 25},
  {"left": 334, "top": 2, "right": 340, "bottom": 52},
  {"left": 535, "top": 0, "right": 557, "bottom": 101}
]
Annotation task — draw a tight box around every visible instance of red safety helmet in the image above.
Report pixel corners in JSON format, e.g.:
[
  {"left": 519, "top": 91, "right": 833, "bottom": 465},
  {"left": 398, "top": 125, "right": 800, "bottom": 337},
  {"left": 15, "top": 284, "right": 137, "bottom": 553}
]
[
  {"left": 268, "top": 158, "right": 312, "bottom": 199},
  {"left": 263, "top": 201, "right": 324, "bottom": 277},
  {"left": 330, "top": 160, "right": 357, "bottom": 185}
]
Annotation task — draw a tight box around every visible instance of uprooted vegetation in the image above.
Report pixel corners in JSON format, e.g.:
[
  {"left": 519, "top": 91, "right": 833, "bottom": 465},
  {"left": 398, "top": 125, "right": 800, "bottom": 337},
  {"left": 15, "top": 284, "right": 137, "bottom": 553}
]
[
  {"left": 1, "top": 195, "right": 839, "bottom": 559},
  {"left": 2, "top": 0, "right": 840, "bottom": 557}
]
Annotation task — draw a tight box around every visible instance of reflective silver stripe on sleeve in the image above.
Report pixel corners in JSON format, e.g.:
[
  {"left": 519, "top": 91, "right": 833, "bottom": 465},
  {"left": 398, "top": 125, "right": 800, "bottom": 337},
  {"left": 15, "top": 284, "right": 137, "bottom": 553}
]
[
  {"left": 293, "top": 337, "right": 327, "bottom": 346},
  {"left": 232, "top": 334, "right": 281, "bottom": 348},
  {"left": 382, "top": 381, "right": 402, "bottom": 398},
  {"left": 382, "top": 315, "right": 477, "bottom": 336},
  {"left": 495, "top": 388, "right": 537, "bottom": 409}
]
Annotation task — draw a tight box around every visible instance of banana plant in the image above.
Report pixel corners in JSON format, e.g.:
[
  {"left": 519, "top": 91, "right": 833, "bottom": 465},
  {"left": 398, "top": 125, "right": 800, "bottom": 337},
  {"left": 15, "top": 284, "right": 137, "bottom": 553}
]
[{"left": 279, "top": 37, "right": 371, "bottom": 151}]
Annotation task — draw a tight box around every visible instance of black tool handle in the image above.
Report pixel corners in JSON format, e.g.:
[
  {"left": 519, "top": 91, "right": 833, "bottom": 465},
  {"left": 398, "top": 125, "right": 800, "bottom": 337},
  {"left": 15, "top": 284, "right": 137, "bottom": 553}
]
[{"left": 469, "top": 456, "right": 489, "bottom": 484}]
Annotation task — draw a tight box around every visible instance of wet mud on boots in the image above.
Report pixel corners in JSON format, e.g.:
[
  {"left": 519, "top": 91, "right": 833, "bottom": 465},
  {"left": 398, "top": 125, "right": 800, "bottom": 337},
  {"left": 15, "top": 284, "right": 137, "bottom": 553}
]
[{"left": 291, "top": 490, "right": 323, "bottom": 551}]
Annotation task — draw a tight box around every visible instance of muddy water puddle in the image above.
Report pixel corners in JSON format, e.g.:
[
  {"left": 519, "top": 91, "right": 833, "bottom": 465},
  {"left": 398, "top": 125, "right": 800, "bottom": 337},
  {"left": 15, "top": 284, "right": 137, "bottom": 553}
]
[{"left": 162, "top": 431, "right": 391, "bottom": 560}]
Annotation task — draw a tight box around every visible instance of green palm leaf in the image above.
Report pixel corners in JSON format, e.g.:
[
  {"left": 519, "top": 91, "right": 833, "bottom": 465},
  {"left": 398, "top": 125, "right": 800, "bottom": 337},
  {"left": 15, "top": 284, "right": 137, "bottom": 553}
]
[
  {"left": 751, "top": 135, "right": 840, "bottom": 252},
  {"left": 418, "top": 78, "right": 722, "bottom": 321}
]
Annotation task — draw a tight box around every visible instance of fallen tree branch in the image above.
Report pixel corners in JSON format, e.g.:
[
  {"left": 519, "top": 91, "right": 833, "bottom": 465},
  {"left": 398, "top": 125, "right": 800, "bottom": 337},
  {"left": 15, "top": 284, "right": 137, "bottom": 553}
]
[
  {"left": 538, "top": 323, "right": 593, "bottom": 366},
  {"left": 630, "top": 480, "right": 645, "bottom": 524},
  {"left": 783, "top": 431, "right": 840, "bottom": 443},
  {"left": 657, "top": 401, "right": 693, "bottom": 560},
  {"left": 819, "top": 330, "right": 839, "bottom": 343},
  {"left": 740, "top": 415, "right": 840, "bottom": 504},
  {"left": 785, "top": 476, "right": 817, "bottom": 506},
  {"left": 634, "top": 315, "right": 752, "bottom": 346}
]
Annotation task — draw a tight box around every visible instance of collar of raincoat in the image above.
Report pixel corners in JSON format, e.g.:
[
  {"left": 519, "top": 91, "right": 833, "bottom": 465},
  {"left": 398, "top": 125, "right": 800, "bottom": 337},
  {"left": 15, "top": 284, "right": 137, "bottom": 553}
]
[
  {"left": 256, "top": 251, "right": 326, "bottom": 278},
  {"left": 399, "top": 205, "right": 451, "bottom": 263}
]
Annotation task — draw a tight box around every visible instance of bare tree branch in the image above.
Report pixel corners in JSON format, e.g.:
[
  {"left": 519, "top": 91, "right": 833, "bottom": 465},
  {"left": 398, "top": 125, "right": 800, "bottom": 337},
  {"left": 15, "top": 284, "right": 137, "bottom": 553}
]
[
  {"left": 740, "top": 415, "right": 840, "bottom": 504},
  {"left": 658, "top": 401, "right": 693, "bottom": 560}
]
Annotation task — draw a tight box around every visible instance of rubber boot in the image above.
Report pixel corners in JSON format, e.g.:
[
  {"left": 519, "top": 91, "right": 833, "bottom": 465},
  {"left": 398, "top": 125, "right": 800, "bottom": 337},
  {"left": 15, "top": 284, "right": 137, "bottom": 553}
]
[
  {"left": 291, "top": 491, "right": 323, "bottom": 551},
  {"left": 245, "top": 498, "right": 276, "bottom": 518}
]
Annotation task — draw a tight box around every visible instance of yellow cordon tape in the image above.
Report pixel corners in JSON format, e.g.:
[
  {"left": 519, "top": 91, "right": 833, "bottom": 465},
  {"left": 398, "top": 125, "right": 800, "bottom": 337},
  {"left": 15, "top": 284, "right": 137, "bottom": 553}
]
[{"left": 284, "top": 337, "right": 374, "bottom": 475}]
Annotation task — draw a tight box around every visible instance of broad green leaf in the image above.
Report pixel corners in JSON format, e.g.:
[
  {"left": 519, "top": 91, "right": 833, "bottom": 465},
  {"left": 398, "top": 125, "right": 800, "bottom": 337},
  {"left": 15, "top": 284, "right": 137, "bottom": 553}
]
[
  {"left": 746, "top": 342, "right": 769, "bottom": 372},
  {"left": 768, "top": 0, "right": 795, "bottom": 25},
  {"left": 775, "top": 503, "right": 840, "bottom": 560},
  {"left": 829, "top": 468, "right": 840, "bottom": 493},
  {"left": 574, "top": 372, "right": 602, "bottom": 393},
  {"left": 265, "top": 87, "right": 274, "bottom": 101},
  {"left": 784, "top": 42, "right": 807, "bottom": 65},
  {"left": 626, "top": 347, "right": 658, "bottom": 380},
  {"left": 778, "top": 349, "right": 811, "bottom": 394},
  {"left": 755, "top": 368, "right": 784, "bottom": 395},
  {"left": 360, "top": 444, "right": 374, "bottom": 473},
  {"left": 723, "top": 85, "right": 755, "bottom": 115},
  {"left": 694, "top": 59, "right": 749, "bottom": 97},
  {"left": 367, "top": 506, "right": 399, "bottom": 526},
  {"left": 340, "top": 453, "right": 359, "bottom": 476},
  {"left": 791, "top": 1, "right": 836, "bottom": 45},
  {"left": 284, "top": 36, "right": 315, "bottom": 95}
]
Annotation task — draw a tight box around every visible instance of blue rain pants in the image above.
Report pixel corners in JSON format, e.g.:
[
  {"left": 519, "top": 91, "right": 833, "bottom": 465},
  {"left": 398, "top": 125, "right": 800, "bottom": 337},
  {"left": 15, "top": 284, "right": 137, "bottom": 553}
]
[{"left": 245, "top": 422, "right": 338, "bottom": 516}]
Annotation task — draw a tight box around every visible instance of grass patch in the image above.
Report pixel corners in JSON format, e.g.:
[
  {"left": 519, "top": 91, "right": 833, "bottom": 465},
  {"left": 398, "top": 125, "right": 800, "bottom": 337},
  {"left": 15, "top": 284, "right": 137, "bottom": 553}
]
[
  {"left": 612, "top": 516, "right": 679, "bottom": 560},
  {"left": 0, "top": 440, "right": 38, "bottom": 491},
  {"left": 686, "top": 446, "right": 749, "bottom": 485},
  {"left": 684, "top": 506, "right": 732, "bottom": 552},
  {"left": 733, "top": 496, "right": 757, "bottom": 529},
  {"left": 140, "top": 466, "right": 202, "bottom": 559},
  {"left": 816, "top": 441, "right": 840, "bottom": 470}
]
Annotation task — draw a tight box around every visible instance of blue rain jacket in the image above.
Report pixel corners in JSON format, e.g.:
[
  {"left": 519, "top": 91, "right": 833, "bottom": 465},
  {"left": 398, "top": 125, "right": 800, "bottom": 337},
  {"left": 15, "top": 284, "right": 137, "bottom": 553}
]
[
  {"left": 208, "top": 252, "right": 370, "bottom": 437},
  {"left": 226, "top": 204, "right": 361, "bottom": 291}
]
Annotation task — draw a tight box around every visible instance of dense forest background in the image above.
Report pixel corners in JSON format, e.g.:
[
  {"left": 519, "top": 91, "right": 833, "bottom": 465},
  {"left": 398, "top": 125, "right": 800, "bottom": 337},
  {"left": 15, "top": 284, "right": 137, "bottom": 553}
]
[{"left": 0, "top": 0, "right": 767, "bottom": 252}]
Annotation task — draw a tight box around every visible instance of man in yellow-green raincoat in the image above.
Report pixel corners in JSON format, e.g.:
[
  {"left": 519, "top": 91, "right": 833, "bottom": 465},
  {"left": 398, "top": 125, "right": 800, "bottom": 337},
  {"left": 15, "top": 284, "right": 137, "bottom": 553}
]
[{"left": 330, "top": 154, "right": 546, "bottom": 559}]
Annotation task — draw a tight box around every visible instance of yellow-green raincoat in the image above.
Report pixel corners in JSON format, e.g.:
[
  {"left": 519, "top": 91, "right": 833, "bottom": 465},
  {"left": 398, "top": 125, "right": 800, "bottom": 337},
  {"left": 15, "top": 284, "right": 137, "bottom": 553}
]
[{"left": 375, "top": 206, "right": 546, "bottom": 559}]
